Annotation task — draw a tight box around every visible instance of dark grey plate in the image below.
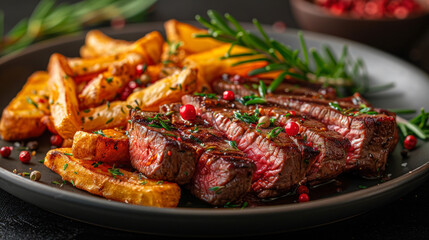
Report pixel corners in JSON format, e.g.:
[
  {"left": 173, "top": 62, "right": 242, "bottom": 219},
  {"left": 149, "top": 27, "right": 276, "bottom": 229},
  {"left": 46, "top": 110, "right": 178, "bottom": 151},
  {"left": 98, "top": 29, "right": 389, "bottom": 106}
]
[{"left": 0, "top": 22, "right": 429, "bottom": 237}]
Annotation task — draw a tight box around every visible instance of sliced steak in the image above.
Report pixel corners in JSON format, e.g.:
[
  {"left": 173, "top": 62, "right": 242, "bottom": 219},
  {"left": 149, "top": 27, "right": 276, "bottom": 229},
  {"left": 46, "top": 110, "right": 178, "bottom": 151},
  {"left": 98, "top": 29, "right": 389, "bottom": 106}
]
[
  {"left": 182, "top": 95, "right": 307, "bottom": 198},
  {"left": 213, "top": 79, "right": 397, "bottom": 177},
  {"left": 129, "top": 108, "right": 255, "bottom": 205},
  {"left": 128, "top": 110, "right": 197, "bottom": 184}
]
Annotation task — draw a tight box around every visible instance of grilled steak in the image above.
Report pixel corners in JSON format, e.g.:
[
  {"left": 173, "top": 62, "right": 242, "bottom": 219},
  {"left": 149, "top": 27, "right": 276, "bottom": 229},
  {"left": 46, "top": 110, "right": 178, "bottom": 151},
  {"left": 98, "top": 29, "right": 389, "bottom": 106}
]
[
  {"left": 129, "top": 108, "right": 255, "bottom": 205},
  {"left": 213, "top": 79, "right": 397, "bottom": 177},
  {"left": 128, "top": 110, "right": 198, "bottom": 184},
  {"left": 182, "top": 95, "right": 309, "bottom": 198}
]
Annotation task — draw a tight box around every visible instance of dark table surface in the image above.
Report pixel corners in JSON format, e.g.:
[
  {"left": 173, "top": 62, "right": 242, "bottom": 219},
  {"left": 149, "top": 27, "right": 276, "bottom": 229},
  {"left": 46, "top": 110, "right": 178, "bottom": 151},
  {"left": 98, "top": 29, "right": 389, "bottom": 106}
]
[{"left": 1, "top": 0, "right": 429, "bottom": 239}]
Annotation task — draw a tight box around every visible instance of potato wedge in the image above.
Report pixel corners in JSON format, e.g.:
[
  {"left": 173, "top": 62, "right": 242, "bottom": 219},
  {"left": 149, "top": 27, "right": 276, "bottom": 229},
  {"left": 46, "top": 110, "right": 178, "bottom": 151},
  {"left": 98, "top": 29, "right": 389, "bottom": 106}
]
[
  {"left": 164, "top": 19, "right": 223, "bottom": 54},
  {"left": 44, "top": 148, "right": 181, "bottom": 207},
  {"left": 127, "top": 67, "right": 197, "bottom": 111},
  {"left": 48, "top": 54, "right": 82, "bottom": 139},
  {"left": 72, "top": 129, "right": 130, "bottom": 163},
  {"left": 80, "top": 30, "right": 131, "bottom": 58},
  {"left": 184, "top": 45, "right": 265, "bottom": 90},
  {"left": 0, "top": 71, "right": 50, "bottom": 140},
  {"left": 78, "top": 53, "right": 144, "bottom": 109},
  {"left": 81, "top": 101, "right": 128, "bottom": 132},
  {"left": 78, "top": 31, "right": 164, "bottom": 64}
]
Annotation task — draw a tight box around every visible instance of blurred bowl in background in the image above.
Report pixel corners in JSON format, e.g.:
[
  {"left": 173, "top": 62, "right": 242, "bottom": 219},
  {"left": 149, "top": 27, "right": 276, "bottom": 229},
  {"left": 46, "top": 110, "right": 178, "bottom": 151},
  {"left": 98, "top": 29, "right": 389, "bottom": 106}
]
[{"left": 290, "top": 0, "right": 429, "bottom": 54}]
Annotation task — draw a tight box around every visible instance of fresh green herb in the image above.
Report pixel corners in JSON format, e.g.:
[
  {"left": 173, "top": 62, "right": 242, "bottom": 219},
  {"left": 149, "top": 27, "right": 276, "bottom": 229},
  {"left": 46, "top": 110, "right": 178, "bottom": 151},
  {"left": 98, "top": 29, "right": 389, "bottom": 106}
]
[
  {"left": 167, "top": 40, "right": 183, "bottom": 56},
  {"left": 397, "top": 108, "right": 429, "bottom": 140},
  {"left": 140, "top": 180, "right": 147, "bottom": 185},
  {"left": 234, "top": 111, "right": 259, "bottom": 124},
  {"left": 209, "top": 186, "right": 225, "bottom": 193},
  {"left": 93, "top": 130, "right": 106, "bottom": 137},
  {"left": 106, "top": 77, "right": 113, "bottom": 83},
  {"left": 156, "top": 180, "right": 164, "bottom": 185},
  {"left": 83, "top": 109, "right": 90, "bottom": 113},
  {"left": 63, "top": 163, "right": 68, "bottom": 171},
  {"left": 189, "top": 135, "right": 203, "bottom": 144},
  {"left": 224, "top": 201, "right": 248, "bottom": 209},
  {"left": 266, "top": 127, "right": 284, "bottom": 139},
  {"left": 192, "top": 125, "right": 199, "bottom": 133},
  {"left": 162, "top": 133, "right": 178, "bottom": 137},
  {"left": 70, "top": 179, "right": 75, "bottom": 187},
  {"left": 238, "top": 94, "right": 267, "bottom": 106},
  {"left": 108, "top": 164, "right": 124, "bottom": 179},
  {"left": 328, "top": 102, "right": 343, "bottom": 112},
  {"left": 194, "top": 92, "right": 217, "bottom": 99},
  {"left": 106, "top": 101, "right": 110, "bottom": 109},
  {"left": 74, "top": 171, "right": 78, "bottom": 175},
  {"left": 388, "top": 109, "right": 416, "bottom": 114},
  {"left": 64, "top": 153, "right": 73, "bottom": 156},
  {"left": 39, "top": 159, "right": 45, "bottom": 163},
  {"left": 358, "top": 185, "right": 367, "bottom": 189},
  {"left": 226, "top": 140, "right": 238, "bottom": 149},
  {"left": 147, "top": 114, "right": 174, "bottom": 131},
  {"left": 120, "top": 107, "right": 126, "bottom": 114},
  {"left": 26, "top": 97, "right": 38, "bottom": 109},
  {"left": 194, "top": 10, "right": 393, "bottom": 96},
  {"left": 0, "top": 0, "right": 157, "bottom": 56},
  {"left": 105, "top": 118, "right": 114, "bottom": 124},
  {"left": 22, "top": 172, "right": 30, "bottom": 176},
  {"left": 52, "top": 181, "right": 62, "bottom": 185},
  {"left": 92, "top": 161, "right": 103, "bottom": 168}
]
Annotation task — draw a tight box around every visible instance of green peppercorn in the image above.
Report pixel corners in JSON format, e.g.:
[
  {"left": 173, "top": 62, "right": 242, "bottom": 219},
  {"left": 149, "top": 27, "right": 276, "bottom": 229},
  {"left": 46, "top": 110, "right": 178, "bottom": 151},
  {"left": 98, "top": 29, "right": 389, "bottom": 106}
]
[{"left": 30, "top": 170, "right": 41, "bottom": 181}]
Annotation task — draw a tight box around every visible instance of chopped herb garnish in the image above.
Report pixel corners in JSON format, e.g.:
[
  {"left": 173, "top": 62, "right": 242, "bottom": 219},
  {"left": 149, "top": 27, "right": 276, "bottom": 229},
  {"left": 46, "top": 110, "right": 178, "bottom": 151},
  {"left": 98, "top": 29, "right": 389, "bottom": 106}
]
[
  {"left": 234, "top": 111, "right": 259, "bottom": 124},
  {"left": 238, "top": 94, "right": 266, "bottom": 106},
  {"left": 226, "top": 140, "right": 238, "bottom": 150},
  {"left": 329, "top": 102, "right": 343, "bottom": 112},
  {"left": 22, "top": 172, "right": 30, "bottom": 176},
  {"left": 121, "top": 107, "right": 125, "bottom": 114},
  {"left": 194, "top": 92, "right": 217, "bottom": 99},
  {"left": 108, "top": 164, "right": 124, "bottom": 179},
  {"left": 83, "top": 109, "right": 90, "bottom": 113},
  {"left": 105, "top": 118, "right": 114, "bottom": 124},
  {"left": 140, "top": 180, "right": 147, "bottom": 185},
  {"left": 63, "top": 163, "right": 68, "bottom": 170},
  {"left": 39, "top": 159, "right": 45, "bottom": 163},
  {"left": 52, "top": 181, "right": 62, "bottom": 185},
  {"left": 93, "top": 130, "right": 106, "bottom": 137},
  {"left": 209, "top": 186, "right": 225, "bottom": 193},
  {"left": 92, "top": 161, "right": 103, "bottom": 168},
  {"left": 106, "top": 101, "right": 110, "bottom": 109},
  {"left": 106, "top": 77, "right": 113, "bottom": 83},
  {"left": 163, "top": 133, "right": 178, "bottom": 137},
  {"left": 358, "top": 185, "right": 367, "bottom": 189},
  {"left": 64, "top": 153, "right": 73, "bottom": 156},
  {"left": 74, "top": 171, "right": 78, "bottom": 175},
  {"left": 70, "top": 179, "right": 75, "bottom": 186},
  {"left": 156, "top": 180, "right": 164, "bottom": 185},
  {"left": 88, "top": 116, "right": 94, "bottom": 121},
  {"left": 266, "top": 127, "right": 284, "bottom": 139},
  {"left": 189, "top": 135, "right": 203, "bottom": 144},
  {"left": 193, "top": 125, "right": 199, "bottom": 133},
  {"left": 147, "top": 114, "right": 174, "bottom": 131},
  {"left": 26, "top": 97, "right": 38, "bottom": 109}
]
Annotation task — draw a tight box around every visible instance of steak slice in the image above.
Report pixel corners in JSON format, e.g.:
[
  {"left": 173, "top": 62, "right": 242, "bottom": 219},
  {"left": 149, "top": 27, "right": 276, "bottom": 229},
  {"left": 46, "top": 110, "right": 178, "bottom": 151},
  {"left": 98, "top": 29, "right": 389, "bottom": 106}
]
[
  {"left": 182, "top": 95, "right": 306, "bottom": 198},
  {"left": 129, "top": 108, "right": 255, "bottom": 205},
  {"left": 213, "top": 74, "right": 337, "bottom": 100},
  {"left": 212, "top": 79, "right": 397, "bottom": 176},
  {"left": 128, "top": 110, "right": 198, "bottom": 184}
]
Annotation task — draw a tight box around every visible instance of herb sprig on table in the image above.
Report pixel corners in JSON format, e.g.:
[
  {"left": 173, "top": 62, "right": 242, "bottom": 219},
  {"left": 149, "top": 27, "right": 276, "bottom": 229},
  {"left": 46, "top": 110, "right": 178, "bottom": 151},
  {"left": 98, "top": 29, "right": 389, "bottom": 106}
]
[
  {"left": 0, "top": 0, "right": 156, "bottom": 56},
  {"left": 194, "top": 10, "right": 393, "bottom": 96},
  {"left": 396, "top": 108, "right": 429, "bottom": 141}
]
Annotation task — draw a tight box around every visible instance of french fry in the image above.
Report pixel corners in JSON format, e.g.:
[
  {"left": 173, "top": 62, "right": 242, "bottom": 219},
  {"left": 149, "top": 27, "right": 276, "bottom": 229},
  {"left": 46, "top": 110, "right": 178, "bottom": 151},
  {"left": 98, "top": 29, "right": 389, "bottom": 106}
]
[
  {"left": 44, "top": 148, "right": 181, "bottom": 207},
  {"left": 0, "top": 71, "right": 50, "bottom": 140},
  {"left": 48, "top": 54, "right": 82, "bottom": 139},
  {"left": 72, "top": 129, "right": 130, "bottom": 163}
]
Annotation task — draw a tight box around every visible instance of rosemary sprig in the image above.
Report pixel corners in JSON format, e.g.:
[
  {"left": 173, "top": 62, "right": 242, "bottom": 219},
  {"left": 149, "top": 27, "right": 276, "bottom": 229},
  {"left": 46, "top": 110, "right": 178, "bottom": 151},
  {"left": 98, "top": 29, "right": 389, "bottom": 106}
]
[
  {"left": 397, "top": 108, "right": 429, "bottom": 140},
  {"left": 195, "top": 10, "right": 394, "bottom": 96},
  {"left": 0, "top": 0, "right": 157, "bottom": 56}
]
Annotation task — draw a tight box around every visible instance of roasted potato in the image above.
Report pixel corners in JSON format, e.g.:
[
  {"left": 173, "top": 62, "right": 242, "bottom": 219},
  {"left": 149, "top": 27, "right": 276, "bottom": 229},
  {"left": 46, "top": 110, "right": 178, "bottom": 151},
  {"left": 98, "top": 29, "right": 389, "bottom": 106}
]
[
  {"left": 81, "top": 101, "right": 128, "bottom": 132},
  {"left": 127, "top": 67, "right": 197, "bottom": 111},
  {"left": 164, "top": 19, "right": 223, "bottom": 54},
  {"left": 44, "top": 148, "right": 181, "bottom": 207},
  {"left": 72, "top": 129, "right": 130, "bottom": 163},
  {"left": 79, "top": 31, "right": 164, "bottom": 65},
  {"left": 0, "top": 71, "right": 50, "bottom": 140},
  {"left": 78, "top": 53, "right": 144, "bottom": 109},
  {"left": 48, "top": 54, "right": 82, "bottom": 139},
  {"left": 80, "top": 30, "right": 131, "bottom": 58}
]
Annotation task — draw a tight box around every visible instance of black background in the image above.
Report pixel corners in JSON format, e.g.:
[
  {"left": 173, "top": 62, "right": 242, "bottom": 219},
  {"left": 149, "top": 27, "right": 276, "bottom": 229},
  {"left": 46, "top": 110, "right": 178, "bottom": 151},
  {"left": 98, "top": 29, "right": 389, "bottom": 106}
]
[{"left": 1, "top": 0, "right": 429, "bottom": 239}]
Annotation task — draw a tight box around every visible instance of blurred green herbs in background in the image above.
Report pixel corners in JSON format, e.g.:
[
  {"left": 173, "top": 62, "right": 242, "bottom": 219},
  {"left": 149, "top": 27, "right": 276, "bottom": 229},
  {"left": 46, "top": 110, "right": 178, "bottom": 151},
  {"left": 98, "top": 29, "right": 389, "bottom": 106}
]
[{"left": 0, "top": 0, "right": 157, "bottom": 56}]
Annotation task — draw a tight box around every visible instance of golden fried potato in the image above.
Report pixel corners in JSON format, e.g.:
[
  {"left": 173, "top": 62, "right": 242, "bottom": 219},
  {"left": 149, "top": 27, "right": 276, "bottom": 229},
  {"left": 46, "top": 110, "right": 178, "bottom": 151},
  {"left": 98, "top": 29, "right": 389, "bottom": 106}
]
[
  {"left": 72, "top": 129, "right": 130, "bottom": 163},
  {"left": 164, "top": 19, "right": 223, "bottom": 54},
  {"left": 81, "top": 101, "right": 128, "bottom": 132},
  {"left": 80, "top": 30, "right": 131, "bottom": 58},
  {"left": 184, "top": 45, "right": 265, "bottom": 90},
  {"left": 127, "top": 67, "right": 197, "bottom": 111},
  {"left": 0, "top": 71, "right": 50, "bottom": 140},
  {"left": 48, "top": 54, "right": 82, "bottom": 139},
  {"left": 78, "top": 54, "right": 144, "bottom": 109},
  {"left": 44, "top": 148, "right": 181, "bottom": 207},
  {"left": 78, "top": 31, "right": 164, "bottom": 65}
]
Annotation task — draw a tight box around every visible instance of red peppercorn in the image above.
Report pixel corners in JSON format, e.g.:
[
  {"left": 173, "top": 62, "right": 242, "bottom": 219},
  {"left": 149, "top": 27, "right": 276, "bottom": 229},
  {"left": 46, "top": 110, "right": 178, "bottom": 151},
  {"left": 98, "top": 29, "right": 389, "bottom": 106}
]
[
  {"left": 120, "top": 87, "right": 132, "bottom": 100},
  {"left": 297, "top": 185, "right": 309, "bottom": 195},
  {"left": 288, "top": 111, "right": 296, "bottom": 116},
  {"left": 128, "top": 81, "right": 138, "bottom": 90},
  {"left": 180, "top": 104, "right": 196, "bottom": 121},
  {"left": 404, "top": 135, "right": 417, "bottom": 150},
  {"left": 0, "top": 146, "right": 12, "bottom": 158},
  {"left": 136, "top": 64, "right": 145, "bottom": 76},
  {"left": 50, "top": 134, "right": 63, "bottom": 147},
  {"left": 19, "top": 151, "right": 31, "bottom": 163},
  {"left": 298, "top": 193, "right": 309, "bottom": 203},
  {"left": 306, "top": 141, "right": 313, "bottom": 147},
  {"left": 285, "top": 122, "right": 299, "bottom": 136},
  {"left": 223, "top": 91, "right": 235, "bottom": 101}
]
